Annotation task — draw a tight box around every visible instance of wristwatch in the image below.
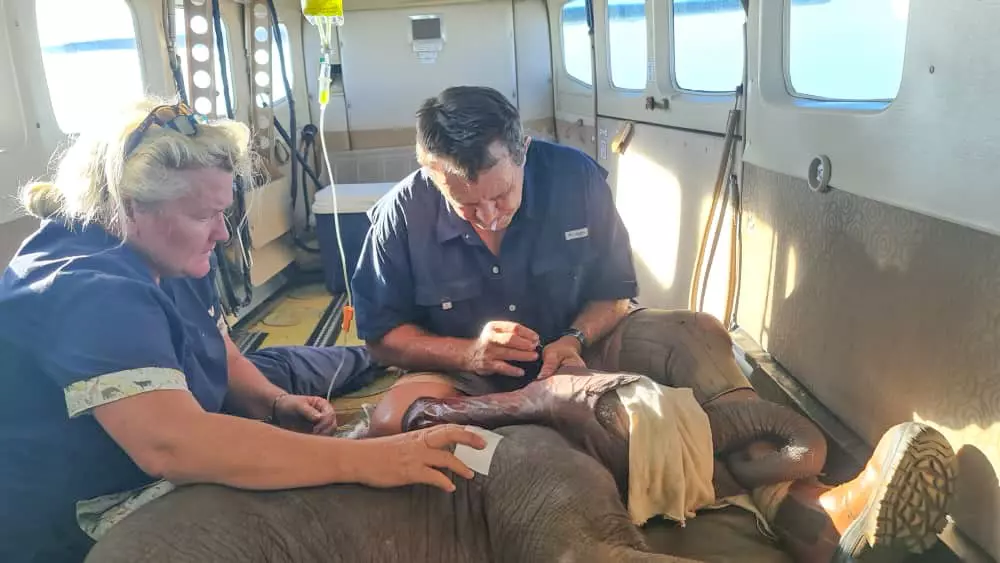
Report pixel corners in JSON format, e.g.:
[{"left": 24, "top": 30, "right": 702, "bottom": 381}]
[{"left": 560, "top": 327, "right": 587, "bottom": 349}]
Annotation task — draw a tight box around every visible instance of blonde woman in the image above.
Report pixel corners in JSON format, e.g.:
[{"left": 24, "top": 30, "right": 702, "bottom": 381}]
[{"left": 0, "top": 99, "right": 485, "bottom": 563}]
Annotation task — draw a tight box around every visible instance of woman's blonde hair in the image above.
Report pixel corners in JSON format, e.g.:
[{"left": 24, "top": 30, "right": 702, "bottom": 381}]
[{"left": 20, "top": 96, "right": 261, "bottom": 236}]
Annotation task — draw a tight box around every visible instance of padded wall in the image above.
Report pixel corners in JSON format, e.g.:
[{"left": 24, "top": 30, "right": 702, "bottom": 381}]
[{"left": 737, "top": 164, "right": 1000, "bottom": 560}]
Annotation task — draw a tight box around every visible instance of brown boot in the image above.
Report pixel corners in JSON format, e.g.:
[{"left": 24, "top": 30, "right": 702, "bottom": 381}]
[{"left": 771, "top": 421, "right": 957, "bottom": 562}]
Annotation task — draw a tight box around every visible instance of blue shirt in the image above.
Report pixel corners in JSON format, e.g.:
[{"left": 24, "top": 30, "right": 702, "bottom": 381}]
[
  {"left": 352, "top": 139, "right": 638, "bottom": 347},
  {"left": 0, "top": 220, "right": 230, "bottom": 563}
]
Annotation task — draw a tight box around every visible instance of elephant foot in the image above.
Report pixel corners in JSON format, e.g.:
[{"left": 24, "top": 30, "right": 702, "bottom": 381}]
[{"left": 770, "top": 422, "right": 957, "bottom": 563}]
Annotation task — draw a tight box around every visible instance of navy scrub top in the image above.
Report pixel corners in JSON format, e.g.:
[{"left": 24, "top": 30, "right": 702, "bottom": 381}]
[
  {"left": 0, "top": 219, "right": 230, "bottom": 563},
  {"left": 352, "top": 139, "right": 639, "bottom": 346}
]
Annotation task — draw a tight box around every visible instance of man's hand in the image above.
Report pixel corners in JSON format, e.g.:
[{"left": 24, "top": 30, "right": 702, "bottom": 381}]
[
  {"left": 465, "top": 321, "right": 541, "bottom": 377},
  {"left": 274, "top": 395, "right": 339, "bottom": 435},
  {"left": 538, "top": 336, "right": 587, "bottom": 379}
]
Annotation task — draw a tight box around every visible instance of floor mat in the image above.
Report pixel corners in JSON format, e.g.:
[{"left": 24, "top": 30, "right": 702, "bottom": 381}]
[
  {"left": 234, "top": 281, "right": 391, "bottom": 427},
  {"left": 236, "top": 282, "right": 362, "bottom": 349}
]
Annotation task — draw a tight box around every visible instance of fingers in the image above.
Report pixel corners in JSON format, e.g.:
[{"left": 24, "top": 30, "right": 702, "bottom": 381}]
[
  {"left": 488, "top": 360, "right": 525, "bottom": 378},
  {"left": 312, "top": 412, "right": 339, "bottom": 435},
  {"left": 417, "top": 467, "right": 458, "bottom": 493},
  {"left": 424, "top": 448, "right": 475, "bottom": 480},
  {"left": 296, "top": 400, "right": 323, "bottom": 422},
  {"left": 563, "top": 355, "right": 586, "bottom": 368},
  {"left": 509, "top": 323, "right": 541, "bottom": 344},
  {"left": 537, "top": 361, "right": 558, "bottom": 380},
  {"left": 423, "top": 425, "right": 487, "bottom": 450},
  {"left": 537, "top": 347, "right": 562, "bottom": 379},
  {"left": 489, "top": 345, "right": 539, "bottom": 363},
  {"left": 486, "top": 321, "right": 540, "bottom": 346},
  {"left": 492, "top": 331, "right": 538, "bottom": 351}
]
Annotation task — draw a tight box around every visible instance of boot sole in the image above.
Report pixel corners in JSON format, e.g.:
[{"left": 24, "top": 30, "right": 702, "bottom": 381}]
[{"left": 840, "top": 422, "right": 956, "bottom": 559}]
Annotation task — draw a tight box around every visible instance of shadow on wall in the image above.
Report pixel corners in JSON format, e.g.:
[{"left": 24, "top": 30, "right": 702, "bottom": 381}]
[{"left": 736, "top": 164, "right": 1000, "bottom": 559}]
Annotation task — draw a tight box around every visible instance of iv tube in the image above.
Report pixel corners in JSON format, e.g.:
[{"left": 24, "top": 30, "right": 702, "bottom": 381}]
[{"left": 303, "top": 1, "right": 353, "bottom": 332}]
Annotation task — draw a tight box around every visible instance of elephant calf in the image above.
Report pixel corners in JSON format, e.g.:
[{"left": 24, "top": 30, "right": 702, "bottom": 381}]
[
  {"left": 87, "top": 369, "right": 954, "bottom": 563},
  {"left": 399, "top": 369, "right": 957, "bottom": 563},
  {"left": 86, "top": 424, "right": 699, "bottom": 563}
]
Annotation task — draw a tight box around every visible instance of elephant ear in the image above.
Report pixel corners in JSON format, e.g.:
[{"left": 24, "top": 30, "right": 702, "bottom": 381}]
[{"left": 704, "top": 399, "right": 828, "bottom": 490}]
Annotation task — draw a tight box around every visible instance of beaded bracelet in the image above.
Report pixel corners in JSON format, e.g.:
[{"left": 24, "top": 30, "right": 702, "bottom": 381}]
[{"left": 266, "top": 393, "right": 289, "bottom": 425}]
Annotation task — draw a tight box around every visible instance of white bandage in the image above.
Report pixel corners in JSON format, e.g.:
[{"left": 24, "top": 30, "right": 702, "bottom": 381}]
[{"left": 454, "top": 426, "right": 504, "bottom": 476}]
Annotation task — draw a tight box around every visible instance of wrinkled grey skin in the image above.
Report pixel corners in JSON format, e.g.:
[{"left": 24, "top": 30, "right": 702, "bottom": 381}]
[
  {"left": 86, "top": 425, "right": 700, "bottom": 563},
  {"left": 86, "top": 310, "right": 825, "bottom": 562}
]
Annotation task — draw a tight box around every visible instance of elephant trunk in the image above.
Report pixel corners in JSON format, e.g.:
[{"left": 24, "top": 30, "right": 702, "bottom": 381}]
[{"left": 703, "top": 399, "right": 828, "bottom": 490}]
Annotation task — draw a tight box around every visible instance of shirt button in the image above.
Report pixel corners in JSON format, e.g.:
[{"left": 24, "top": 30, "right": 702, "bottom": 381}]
[
  {"left": 492, "top": 265, "right": 500, "bottom": 274},
  {"left": 508, "top": 304, "right": 517, "bottom": 312}
]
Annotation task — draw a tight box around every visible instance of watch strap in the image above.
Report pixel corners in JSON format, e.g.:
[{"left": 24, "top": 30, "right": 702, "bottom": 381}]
[{"left": 561, "top": 328, "right": 586, "bottom": 348}]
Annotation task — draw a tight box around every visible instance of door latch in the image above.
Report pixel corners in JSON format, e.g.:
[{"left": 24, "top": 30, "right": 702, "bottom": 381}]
[{"left": 644, "top": 96, "right": 668, "bottom": 111}]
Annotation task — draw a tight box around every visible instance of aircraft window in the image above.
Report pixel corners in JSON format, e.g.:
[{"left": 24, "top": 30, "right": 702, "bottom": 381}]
[
  {"left": 608, "top": 0, "right": 647, "bottom": 90},
  {"left": 175, "top": 7, "right": 236, "bottom": 116},
  {"left": 35, "top": 0, "right": 144, "bottom": 134},
  {"left": 561, "top": 0, "right": 592, "bottom": 87},
  {"left": 672, "top": 0, "right": 745, "bottom": 93},
  {"left": 788, "top": 0, "right": 908, "bottom": 101},
  {"left": 272, "top": 23, "right": 294, "bottom": 105}
]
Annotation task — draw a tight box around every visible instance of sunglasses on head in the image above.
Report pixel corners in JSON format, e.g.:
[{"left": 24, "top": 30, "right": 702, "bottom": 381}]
[{"left": 123, "top": 103, "right": 208, "bottom": 158}]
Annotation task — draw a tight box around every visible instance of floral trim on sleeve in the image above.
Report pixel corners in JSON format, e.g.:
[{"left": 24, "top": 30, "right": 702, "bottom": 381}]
[
  {"left": 75, "top": 479, "right": 177, "bottom": 541},
  {"left": 64, "top": 367, "right": 188, "bottom": 418}
]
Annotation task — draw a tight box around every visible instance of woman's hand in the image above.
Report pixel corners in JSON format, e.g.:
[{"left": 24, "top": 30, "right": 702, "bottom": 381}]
[
  {"left": 273, "top": 395, "right": 338, "bottom": 435},
  {"left": 352, "top": 425, "right": 488, "bottom": 493}
]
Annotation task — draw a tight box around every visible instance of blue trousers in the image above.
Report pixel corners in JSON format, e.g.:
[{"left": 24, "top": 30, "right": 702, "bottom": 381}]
[{"left": 246, "top": 345, "right": 382, "bottom": 398}]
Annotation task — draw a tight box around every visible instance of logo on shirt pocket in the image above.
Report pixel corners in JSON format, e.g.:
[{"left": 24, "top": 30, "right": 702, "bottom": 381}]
[{"left": 564, "top": 227, "right": 589, "bottom": 241}]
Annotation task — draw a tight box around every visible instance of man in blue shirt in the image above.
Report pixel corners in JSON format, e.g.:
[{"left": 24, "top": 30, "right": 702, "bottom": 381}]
[{"left": 352, "top": 86, "right": 639, "bottom": 436}]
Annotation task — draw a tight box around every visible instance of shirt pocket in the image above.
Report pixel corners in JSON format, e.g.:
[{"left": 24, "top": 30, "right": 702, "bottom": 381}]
[
  {"left": 414, "top": 275, "right": 485, "bottom": 339},
  {"left": 529, "top": 236, "right": 594, "bottom": 328}
]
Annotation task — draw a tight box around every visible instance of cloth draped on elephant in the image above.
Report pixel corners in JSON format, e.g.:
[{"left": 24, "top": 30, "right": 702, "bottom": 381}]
[{"left": 615, "top": 376, "right": 780, "bottom": 537}]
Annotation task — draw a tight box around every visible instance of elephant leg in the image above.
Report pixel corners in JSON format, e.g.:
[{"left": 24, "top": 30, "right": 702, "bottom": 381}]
[
  {"left": 584, "top": 309, "right": 754, "bottom": 405},
  {"left": 481, "top": 425, "right": 704, "bottom": 563},
  {"left": 402, "top": 375, "right": 633, "bottom": 494},
  {"left": 701, "top": 397, "right": 829, "bottom": 489},
  {"left": 402, "top": 372, "right": 830, "bottom": 501}
]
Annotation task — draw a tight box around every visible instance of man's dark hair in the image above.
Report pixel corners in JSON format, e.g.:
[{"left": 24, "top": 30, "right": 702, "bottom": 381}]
[{"left": 416, "top": 86, "right": 525, "bottom": 182}]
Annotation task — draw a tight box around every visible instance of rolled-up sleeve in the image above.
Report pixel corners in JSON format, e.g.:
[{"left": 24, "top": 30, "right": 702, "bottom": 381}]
[
  {"left": 39, "top": 277, "right": 189, "bottom": 418},
  {"left": 351, "top": 199, "right": 420, "bottom": 343},
  {"left": 583, "top": 164, "right": 639, "bottom": 302}
]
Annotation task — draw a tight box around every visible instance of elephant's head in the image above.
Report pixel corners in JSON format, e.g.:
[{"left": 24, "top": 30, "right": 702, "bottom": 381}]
[{"left": 703, "top": 397, "right": 828, "bottom": 490}]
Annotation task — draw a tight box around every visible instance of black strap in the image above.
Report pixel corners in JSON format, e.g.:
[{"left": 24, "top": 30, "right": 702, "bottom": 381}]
[{"left": 211, "top": 0, "right": 252, "bottom": 312}]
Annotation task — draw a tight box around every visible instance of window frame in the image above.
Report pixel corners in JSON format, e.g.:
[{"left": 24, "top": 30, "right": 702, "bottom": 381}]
[
  {"left": 35, "top": 0, "right": 147, "bottom": 134},
  {"left": 606, "top": 0, "right": 649, "bottom": 92},
  {"left": 271, "top": 22, "right": 295, "bottom": 106},
  {"left": 560, "top": 0, "right": 593, "bottom": 89},
  {"left": 781, "top": 0, "right": 904, "bottom": 108},
  {"left": 667, "top": 0, "right": 745, "bottom": 96}
]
